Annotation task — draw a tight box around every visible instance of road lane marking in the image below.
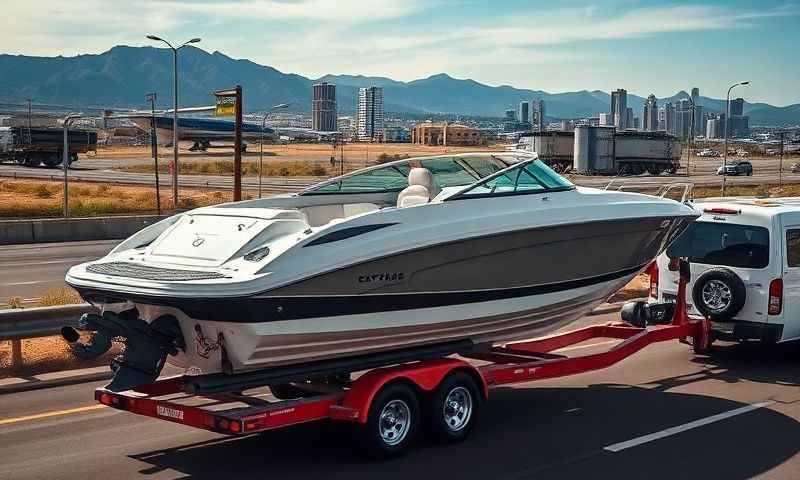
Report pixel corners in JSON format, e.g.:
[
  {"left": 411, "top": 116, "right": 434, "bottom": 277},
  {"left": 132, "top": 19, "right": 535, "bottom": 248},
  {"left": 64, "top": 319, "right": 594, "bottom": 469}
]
[
  {"left": 0, "top": 404, "right": 105, "bottom": 426},
  {"left": 604, "top": 401, "right": 774, "bottom": 452},
  {"left": 3, "top": 280, "right": 54, "bottom": 286}
]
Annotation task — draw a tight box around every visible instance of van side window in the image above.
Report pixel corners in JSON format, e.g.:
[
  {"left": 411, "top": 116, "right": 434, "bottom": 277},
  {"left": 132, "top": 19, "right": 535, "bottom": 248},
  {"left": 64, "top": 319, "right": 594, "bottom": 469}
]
[{"left": 787, "top": 229, "right": 800, "bottom": 267}]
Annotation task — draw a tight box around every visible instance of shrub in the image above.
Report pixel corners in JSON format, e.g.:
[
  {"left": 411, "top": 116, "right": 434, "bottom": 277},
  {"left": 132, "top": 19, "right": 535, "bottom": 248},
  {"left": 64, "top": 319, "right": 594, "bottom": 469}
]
[{"left": 34, "top": 184, "right": 53, "bottom": 198}]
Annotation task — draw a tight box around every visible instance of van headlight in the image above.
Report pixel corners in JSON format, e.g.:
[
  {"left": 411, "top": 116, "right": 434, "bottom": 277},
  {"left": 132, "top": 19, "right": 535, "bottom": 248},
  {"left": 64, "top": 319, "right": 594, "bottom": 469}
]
[{"left": 244, "top": 246, "right": 270, "bottom": 262}]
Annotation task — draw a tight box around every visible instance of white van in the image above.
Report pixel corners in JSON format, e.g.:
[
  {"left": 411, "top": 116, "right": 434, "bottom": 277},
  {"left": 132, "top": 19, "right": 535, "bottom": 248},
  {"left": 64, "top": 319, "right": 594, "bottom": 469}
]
[{"left": 652, "top": 197, "right": 800, "bottom": 344}]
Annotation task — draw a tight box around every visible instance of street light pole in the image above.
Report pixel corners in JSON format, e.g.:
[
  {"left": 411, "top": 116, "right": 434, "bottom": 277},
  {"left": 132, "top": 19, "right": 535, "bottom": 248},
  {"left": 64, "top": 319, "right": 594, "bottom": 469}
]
[
  {"left": 146, "top": 92, "right": 161, "bottom": 215},
  {"left": 146, "top": 35, "right": 201, "bottom": 209},
  {"left": 722, "top": 81, "right": 749, "bottom": 197},
  {"left": 686, "top": 96, "right": 694, "bottom": 177},
  {"left": 62, "top": 113, "right": 82, "bottom": 218}
]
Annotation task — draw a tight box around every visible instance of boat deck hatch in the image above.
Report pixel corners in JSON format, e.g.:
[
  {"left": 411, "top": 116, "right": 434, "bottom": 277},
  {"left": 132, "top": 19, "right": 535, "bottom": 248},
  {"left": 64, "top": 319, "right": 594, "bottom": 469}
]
[{"left": 87, "top": 262, "right": 226, "bottom": 281}]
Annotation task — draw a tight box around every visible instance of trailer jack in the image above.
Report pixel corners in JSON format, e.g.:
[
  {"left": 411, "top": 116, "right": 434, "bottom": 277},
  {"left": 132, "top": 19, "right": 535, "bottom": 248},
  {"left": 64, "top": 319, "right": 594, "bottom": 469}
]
[{"left": 62, "top": 310, "right": 185, "bottom": 392}]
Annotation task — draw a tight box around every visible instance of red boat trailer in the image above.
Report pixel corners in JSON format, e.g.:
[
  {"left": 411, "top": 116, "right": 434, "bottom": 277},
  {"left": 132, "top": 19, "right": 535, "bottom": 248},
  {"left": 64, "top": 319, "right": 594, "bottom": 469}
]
[{"left": 96, "top": 263, "right": 710, "bottom": 458}]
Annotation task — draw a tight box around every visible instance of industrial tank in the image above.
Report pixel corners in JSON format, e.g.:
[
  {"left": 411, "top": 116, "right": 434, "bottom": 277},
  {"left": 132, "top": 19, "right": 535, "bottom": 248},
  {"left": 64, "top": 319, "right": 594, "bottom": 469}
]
[{"left": 574, "top": 126, "right": 615, "bottom": 174}]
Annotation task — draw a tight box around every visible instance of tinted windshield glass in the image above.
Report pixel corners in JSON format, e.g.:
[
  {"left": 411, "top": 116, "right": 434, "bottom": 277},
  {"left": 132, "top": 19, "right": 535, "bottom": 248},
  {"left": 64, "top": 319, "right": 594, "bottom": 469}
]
[
  {"left": 452, "top": 160, "right": 573, "bottom": 198},
  {"left": 308, "top": 164, "right": 410, "bottom": 193},
  {"left": 666, "top": 221, "right": 770, "bottom": 269}
]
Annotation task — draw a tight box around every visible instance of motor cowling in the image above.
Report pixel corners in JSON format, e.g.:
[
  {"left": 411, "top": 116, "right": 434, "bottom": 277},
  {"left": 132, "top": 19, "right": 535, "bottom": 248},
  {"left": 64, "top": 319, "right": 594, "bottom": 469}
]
[{"left": 620, "top": 300, "right": 676, "bottom": 328}]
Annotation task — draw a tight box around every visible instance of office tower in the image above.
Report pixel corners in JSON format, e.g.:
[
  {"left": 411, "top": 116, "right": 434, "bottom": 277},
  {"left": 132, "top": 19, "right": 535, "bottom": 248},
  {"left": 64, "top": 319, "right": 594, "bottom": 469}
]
[
  {"left": 643, "top": 94, "right": 658, "bottom": 131},
  {"left": 729, "top": 97, "right": 744, "bottom": 116},
  {"left": 610, "top": 88, "right": 628, "bottom": 129},
  {"left": 693, "top": 105, "right": 705, "bottom": 137},
  {"left": 312, "top": 82, "right": 337, "bottom": 132},
  {"left": 518, "top": 101, "right": 530, "bottom": 124},
  {"left": 706, "top": 119, "right": 717, "bottom": 139},
  {"left": 663, "top": 102, "right": 676, "bottom": 135},
  {"left": 532, "top": 99, "right": 545, "bottom": 132},
  {"left": 357, "top": 86, "right": 384, "bottom": 142},
  {"left": 599, "top": 113, "right": 611, "bottom": 126},
  {"left": 691, "top": 87, "right": 699, "bottom": 107}
]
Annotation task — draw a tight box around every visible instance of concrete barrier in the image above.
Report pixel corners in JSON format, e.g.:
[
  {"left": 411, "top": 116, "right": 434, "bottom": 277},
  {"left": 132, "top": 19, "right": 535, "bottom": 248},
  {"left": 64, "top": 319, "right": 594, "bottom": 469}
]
[{"left": 0, "top": 214, "right": 170, "bottom": 245}]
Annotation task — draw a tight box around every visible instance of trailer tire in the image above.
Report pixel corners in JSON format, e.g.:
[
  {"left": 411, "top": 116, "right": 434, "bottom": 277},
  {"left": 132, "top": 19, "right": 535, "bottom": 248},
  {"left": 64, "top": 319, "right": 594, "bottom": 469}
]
[
  {"left": 355, "top": 382, "right": 419, "bottom": 459},
  {"left": 426, "top": 371, "right": 482, "bottom": 444}
]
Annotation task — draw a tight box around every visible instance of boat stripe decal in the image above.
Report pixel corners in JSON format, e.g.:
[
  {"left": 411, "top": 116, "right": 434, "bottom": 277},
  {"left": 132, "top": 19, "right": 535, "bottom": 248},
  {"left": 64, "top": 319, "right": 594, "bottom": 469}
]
[
  {"left": 74, "top": 263, "right": 645, "bottom": 323},
  {"left": 303, "top": 223, "right": 398, "bottom": 247}
]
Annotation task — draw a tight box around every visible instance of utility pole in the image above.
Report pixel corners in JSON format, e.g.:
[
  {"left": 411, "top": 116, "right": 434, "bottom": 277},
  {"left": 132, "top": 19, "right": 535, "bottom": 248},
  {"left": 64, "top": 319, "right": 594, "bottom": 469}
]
[
  {"left": 722, "top": 81, "right": 749, "bottom": 196},
  {"left": 779, "top": 130, "right": 785, "bottom": 187},
  {"left": 146, "top": 92, "right": 161, "bottom": 215},
  {"left": 146, "top": 35, "right": 202, "bottom": 208},
  {"left": 26, "top": 98, "right": 32, "bottom": 144},
  {"left": 62, "top": 114, "right": 81, "bottom": 218}
]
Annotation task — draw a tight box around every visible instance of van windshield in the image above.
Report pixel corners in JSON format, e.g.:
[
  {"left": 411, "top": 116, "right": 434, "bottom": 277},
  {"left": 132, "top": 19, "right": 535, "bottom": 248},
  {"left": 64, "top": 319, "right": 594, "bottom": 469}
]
[{"left": 666, "top": 221, "right": 770, "bottom": 269}]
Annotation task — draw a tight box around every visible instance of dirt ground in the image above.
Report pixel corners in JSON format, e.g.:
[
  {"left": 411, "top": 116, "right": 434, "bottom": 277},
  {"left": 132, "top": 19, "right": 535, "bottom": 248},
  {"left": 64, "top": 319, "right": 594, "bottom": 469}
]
[
  {"left": 90, "top": 142, "right": 503, "bottom": 163},
  {"left": 0, "top": 177, "right": 245, "bottom": 218}
]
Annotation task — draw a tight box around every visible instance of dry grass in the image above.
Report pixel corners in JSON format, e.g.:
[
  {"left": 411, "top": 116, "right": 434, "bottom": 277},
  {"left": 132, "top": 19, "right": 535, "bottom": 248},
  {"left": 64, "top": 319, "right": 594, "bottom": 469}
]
[
  {"left": 608, "top": 274, "right": 649, "bottom": 303},
  {"left": 119, "top": 160, "right": 330, "bottom": 177},
  {"left": 0, "top": 335, "right": 122, "bottom": 379},
  {"left": 0, "top": 178, "right": 238, "bottom": 218},
  {"left": 693, "top": 183, "right": 800, "bottom": 199},
  {"left": 38, "top": 287, "right": 83, "bottom": 306}
]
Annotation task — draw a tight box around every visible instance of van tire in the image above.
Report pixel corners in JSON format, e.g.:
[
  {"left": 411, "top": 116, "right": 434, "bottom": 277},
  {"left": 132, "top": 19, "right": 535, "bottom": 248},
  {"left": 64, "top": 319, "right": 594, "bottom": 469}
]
[{"left": 692, "top": 268, "right": 747, "bottom": 321}]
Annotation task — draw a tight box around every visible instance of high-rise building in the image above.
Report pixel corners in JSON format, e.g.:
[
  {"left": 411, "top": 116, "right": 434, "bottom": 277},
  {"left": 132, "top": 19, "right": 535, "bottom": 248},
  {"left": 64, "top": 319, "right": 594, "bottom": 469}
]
[
  {"left": 532, "top": 99, "right": 546, "bottom": 132},
  {"left": 312, "top": 82, "right": 337, "bottom": 132},
  {"left": 505, "top": 109, "right": 516, "bottom": 121},
  {"left": 691, "top": 87, "right": 700, "bottom": 107},
  {"left": 729, "top": 97, "right": 744, "bottom": 116},
  {"left": 357, "top": 86, "right": 384, "bottom": 142},
  {"left": 518, "top": 101, "right": 530, "bottom": 124},
  {"left": 706, "top": 119, "right": 717, "bottom": 139},
  {"left": 624, "top": 107, "right": 634, "bottom": 130},
  {"left": 643, "top": 94, "right": 658, "bottom": 131},
  {"left": 598, "top": 113, "right": 611, "bottom": 126},
  {"left": 610, "top": 88, "right": 628, "bottom": 129},
  {"left": 663, "top": 102, "right": 676, "bottom": 135},
  {"left": 675, "top": 99, "right": 692, "bottom": 139},
  {"left": 693, "top": 105, "right": 705, "bottom": 137}
]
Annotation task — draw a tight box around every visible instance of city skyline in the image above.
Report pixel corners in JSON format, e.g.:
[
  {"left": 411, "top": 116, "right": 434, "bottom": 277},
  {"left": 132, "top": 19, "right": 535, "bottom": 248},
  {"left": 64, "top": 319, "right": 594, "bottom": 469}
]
[{"left": 1, "top": 1, "right": 798, "bottom": 106}]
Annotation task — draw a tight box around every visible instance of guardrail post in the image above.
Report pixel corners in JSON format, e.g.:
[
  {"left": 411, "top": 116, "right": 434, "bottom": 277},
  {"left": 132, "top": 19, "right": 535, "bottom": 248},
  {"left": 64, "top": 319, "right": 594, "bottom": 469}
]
[{"left": 10, "top": 339, "right": 23, "bottom": 373}]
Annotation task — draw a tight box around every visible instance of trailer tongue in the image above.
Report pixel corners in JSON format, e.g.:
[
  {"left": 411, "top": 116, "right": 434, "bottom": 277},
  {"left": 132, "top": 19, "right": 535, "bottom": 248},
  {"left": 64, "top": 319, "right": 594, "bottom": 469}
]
[{"left": 94, "top": 259, "right": 710, "bottom": 459}]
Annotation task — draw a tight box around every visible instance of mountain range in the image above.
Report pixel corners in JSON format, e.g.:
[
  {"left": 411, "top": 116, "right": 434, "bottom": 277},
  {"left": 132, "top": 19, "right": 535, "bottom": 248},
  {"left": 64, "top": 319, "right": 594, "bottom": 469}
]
[{"left": 0, "top": 45, "right": 798, "bottom": 125}]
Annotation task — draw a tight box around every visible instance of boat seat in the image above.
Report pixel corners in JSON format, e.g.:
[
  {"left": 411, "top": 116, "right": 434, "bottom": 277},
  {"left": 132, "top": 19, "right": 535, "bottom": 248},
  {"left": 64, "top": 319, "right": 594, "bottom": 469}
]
[
  {"left": 397, "top": 168, "right": 440, "bottom": 207},
  {"left": 301, "top": 203, "right": 381, "bottom": 227}
]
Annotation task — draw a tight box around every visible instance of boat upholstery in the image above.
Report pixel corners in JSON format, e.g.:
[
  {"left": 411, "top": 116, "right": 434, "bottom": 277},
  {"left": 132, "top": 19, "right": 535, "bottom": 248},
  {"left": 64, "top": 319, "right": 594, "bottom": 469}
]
[
  {"left": 397, "top": 168, "right": 440, "bottom": 207},
  {"left": 301, "top": 203, "right": 380, "bottom": 227}
]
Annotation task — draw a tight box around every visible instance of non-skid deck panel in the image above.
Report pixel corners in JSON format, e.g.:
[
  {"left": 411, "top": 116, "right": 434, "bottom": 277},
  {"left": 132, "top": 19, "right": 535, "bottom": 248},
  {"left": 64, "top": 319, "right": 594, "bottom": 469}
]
[{"left": 87, "top": 261, "right": 227, "bottom": 281}]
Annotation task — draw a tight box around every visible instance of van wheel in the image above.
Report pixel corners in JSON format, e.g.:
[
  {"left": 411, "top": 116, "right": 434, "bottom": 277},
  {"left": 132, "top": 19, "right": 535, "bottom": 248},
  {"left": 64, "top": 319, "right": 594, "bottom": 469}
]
[
  {"left": 355, "top": 382, "right": 419, "bottom": 459},
  {"left": 692, "top": 268, "right": 746, "bottom": 321},
  {"left": 426, "top": 371, "right": 482, "bottom": 444}
]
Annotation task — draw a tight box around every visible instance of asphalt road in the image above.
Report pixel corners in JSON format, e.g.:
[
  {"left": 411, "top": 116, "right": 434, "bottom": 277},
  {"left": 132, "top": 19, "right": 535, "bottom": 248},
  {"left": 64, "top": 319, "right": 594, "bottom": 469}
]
[
  {"left": 2, "top": 154, "right": 800, "bottom": 191},
  {"left": 2, "top": 312, "right": 799, "bottom": 479},
  {"left": 0, "top": 240, "right": 117, "bottom": 303}
]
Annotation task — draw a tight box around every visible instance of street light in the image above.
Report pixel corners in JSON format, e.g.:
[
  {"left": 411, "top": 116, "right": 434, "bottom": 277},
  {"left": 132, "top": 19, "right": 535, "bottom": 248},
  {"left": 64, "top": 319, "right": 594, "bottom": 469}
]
[
  {"left": 260, "top": 103, "right": 291, "bottom": 198},
  {"left": 685, "top": 95, "right": 695, "bottom": 177},
  {"left": 62, "top": 113, "right": 82, "bottom": 218},
  {"left": 146, "top": 34, "right": 201, "bottom": 208},
  {"left": 722, "top": 81, "right": 749, "bottom": 196},
  {"left": 145, "top": 92, "right": 161, "bottom": 215}
]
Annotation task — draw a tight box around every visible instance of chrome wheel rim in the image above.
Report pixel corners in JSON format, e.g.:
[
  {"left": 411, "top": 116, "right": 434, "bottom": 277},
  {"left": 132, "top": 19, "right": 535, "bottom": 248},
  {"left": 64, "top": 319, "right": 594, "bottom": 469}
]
[
  {"left": 378, "top": 399, "right": 411, "bottom": 446},
  {"left": 443, "top": 386, "right": 473, "bottom": 432},
  {"left": 701, "top": 279, "right": 732, "bottom": 311}
]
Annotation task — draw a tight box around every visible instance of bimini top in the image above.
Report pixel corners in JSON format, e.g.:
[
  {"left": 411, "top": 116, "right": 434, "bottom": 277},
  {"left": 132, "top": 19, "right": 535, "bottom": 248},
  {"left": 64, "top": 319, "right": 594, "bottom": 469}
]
[{"left": 299, "top": 151, "right": 573, "bottom": 197}]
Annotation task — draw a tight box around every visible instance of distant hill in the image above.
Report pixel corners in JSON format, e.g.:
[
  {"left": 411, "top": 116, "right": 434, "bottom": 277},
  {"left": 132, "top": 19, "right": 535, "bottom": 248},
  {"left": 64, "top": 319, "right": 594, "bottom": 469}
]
[{"left": 0, "top": 46, "right": 797, "bottom": 124}]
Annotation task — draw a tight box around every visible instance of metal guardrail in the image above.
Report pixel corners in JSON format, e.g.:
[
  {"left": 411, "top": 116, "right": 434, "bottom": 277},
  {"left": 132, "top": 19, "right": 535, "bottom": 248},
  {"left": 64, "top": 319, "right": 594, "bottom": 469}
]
[
  {"left": 0, "top": 304, "right": 97, "bottom": 341},
  {"left": 1, "top": 304, "right": 98, "bottom": 372}
]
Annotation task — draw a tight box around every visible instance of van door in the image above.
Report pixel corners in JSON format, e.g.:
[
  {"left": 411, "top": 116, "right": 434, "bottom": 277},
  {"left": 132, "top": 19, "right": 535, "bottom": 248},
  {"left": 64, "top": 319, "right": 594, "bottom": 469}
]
[{"left": 781, "top": 224, "right": 800, "bottom": 341}]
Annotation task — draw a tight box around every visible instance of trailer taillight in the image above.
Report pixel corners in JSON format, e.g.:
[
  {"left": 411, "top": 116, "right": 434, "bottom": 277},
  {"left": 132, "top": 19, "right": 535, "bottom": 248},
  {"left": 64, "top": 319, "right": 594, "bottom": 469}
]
[
  {"left": 703, "top": 208, "right": 741, "bottom": 215},
  {"left": 648, "top": 262, "right": 659, "bottom": 298},
  {"left": 768, "top": 279, "right": 783, "bottom": 315}
]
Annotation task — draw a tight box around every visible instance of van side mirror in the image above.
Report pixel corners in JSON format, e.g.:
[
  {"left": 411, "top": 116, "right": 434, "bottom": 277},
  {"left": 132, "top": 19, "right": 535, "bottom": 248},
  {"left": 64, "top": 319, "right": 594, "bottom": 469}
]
[{"left": 679, "top": 258, "right": 691, "bottom": 282}]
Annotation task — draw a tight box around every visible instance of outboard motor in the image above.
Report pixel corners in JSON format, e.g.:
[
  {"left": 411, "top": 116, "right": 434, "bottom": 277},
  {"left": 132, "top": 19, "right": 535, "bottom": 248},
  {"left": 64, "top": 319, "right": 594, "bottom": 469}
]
[
  {"left": 620, "top": 300, "right": 675, "bottom": 328},
  {"left": 61, "top": 310, "right": 185, "bottom": 392}
]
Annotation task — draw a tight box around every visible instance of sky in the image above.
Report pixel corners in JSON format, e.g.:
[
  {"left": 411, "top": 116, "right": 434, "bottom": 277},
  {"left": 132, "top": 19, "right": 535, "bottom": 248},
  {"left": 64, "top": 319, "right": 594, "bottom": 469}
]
[{"left": 2, "top": 0, "right": 799, "bottom": 105}]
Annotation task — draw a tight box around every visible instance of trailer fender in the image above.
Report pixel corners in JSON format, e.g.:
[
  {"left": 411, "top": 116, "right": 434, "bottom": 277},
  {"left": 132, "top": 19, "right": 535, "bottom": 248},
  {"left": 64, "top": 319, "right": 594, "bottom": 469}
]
[{"left": 338, "top": 358, "right": 487, "bottom": 424}]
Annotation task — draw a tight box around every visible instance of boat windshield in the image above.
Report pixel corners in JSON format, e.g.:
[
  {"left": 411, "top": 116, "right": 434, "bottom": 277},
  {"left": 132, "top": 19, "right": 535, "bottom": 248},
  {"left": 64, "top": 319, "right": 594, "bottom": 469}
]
[
  {"left": 447, "top": 159, "right": 574, "bottom": 199},
  {"left": 300, "top": 153, "right": 523, "bottom": 195}
]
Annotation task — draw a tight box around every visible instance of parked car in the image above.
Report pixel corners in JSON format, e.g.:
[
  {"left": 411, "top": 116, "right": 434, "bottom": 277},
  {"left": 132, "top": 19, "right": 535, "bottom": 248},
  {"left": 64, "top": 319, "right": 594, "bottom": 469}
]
[
  {"left": 697, "top": 148, "right": 719, "bottom": 157},
  {"left": 715, "top": 161, "right": 753, "bottom": 176},
  {"left": 790, "top": 162, "right": 800, "bottom": 173},
  {"left": 651, "top": 198, "right": 800, "bottom": 345}
]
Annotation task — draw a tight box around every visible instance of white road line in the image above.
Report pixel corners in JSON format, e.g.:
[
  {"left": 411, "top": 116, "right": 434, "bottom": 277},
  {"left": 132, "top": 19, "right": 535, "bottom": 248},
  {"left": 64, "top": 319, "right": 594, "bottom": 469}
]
[
  {"left": 604, "top": 401, "right": 774, "bottom": 452},
  {"left": 3, "top": 280, "right": 55, "bottom": 286}
]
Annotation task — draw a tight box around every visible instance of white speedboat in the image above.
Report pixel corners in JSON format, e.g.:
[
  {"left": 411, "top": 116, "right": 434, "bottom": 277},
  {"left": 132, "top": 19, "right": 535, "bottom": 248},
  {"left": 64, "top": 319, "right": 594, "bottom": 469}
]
[{"left": 65, "top": 152, "right": 698, "bottom": 391}]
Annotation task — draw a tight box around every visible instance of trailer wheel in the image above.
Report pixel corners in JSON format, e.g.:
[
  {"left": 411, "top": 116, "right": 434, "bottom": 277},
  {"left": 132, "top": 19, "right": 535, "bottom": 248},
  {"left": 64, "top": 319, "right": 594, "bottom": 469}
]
[
  {"left": 355, "top": 382, "right": 419, "bottom": 459},
  {"left": 426, "top": 371, "right": 482, "bottom": 444}
]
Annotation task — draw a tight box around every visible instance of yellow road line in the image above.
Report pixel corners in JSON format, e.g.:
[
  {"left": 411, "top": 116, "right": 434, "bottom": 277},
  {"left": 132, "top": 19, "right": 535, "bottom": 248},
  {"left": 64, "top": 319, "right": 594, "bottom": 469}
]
[{"left": 0, "top": 404, "right": 105, "bottom": 426}]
